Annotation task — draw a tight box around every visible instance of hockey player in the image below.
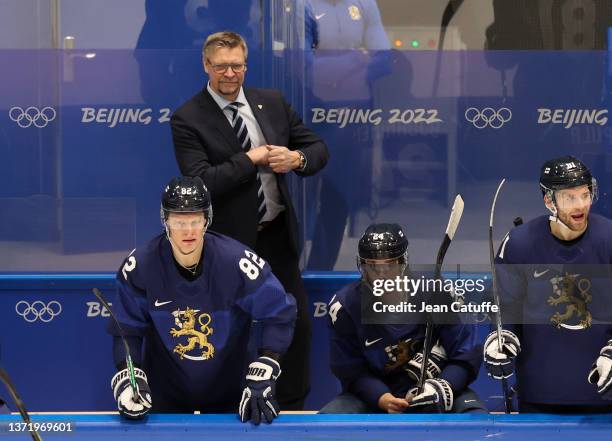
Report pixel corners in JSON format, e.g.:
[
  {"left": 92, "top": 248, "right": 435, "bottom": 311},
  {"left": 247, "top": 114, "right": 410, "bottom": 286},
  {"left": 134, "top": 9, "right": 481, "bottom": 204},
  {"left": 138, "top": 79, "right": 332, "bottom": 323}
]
[
  {"left": 485, "top": 156, "right": 612, "bottom": 412},
  {"left": 320, "top": 223, "right": 485, "bottom": 413},
  {"left": 107, "top": 176, "right": 296, "bottom": 424}
]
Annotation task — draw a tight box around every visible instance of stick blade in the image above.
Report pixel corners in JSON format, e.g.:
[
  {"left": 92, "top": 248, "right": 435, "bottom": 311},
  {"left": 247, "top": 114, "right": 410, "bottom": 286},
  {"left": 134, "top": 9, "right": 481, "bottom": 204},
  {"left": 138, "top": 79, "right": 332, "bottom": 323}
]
[{"left": 445, "top": 194, "right": 464, "bottom": 240}]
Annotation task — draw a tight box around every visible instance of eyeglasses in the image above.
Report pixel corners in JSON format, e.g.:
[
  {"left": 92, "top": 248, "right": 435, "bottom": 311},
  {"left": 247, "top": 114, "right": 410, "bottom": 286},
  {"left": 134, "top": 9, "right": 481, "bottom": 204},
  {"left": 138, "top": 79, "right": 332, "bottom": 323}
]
[{"left": 207, "top": 61, "right": 247, "bottom": 74}]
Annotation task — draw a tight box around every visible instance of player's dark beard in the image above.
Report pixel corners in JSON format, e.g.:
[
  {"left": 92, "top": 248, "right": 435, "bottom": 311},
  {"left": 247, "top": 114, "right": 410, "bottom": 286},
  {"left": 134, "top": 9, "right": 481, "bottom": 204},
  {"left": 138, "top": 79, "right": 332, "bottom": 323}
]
[{"left": 557, "top": 208, "right": 589, "bottom": 232}]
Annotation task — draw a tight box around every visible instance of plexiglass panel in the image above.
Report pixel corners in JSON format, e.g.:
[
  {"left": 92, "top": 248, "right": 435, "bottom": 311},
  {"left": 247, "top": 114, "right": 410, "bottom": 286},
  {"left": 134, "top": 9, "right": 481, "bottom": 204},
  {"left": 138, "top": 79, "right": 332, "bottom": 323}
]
[{"left": 1, "top": 0, "right": 611, "bottom": 272}]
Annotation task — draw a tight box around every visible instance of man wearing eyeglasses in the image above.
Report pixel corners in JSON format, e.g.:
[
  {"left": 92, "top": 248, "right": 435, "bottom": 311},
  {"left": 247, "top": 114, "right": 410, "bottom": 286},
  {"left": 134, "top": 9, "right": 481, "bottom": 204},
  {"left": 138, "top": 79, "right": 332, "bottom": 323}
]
[{"left": 171, "top": 31, "right": 328, "bottom": 410}]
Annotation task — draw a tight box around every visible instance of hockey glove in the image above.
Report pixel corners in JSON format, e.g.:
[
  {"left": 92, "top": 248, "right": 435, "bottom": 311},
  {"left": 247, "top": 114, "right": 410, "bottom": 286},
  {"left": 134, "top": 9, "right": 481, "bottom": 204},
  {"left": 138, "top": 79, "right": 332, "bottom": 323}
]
[
  {"left": 406, "top": 378, "right": 453, "bottom": 413},
  {"left": 405, "top": 342, "right": 447, "bottom": 382},
  {"left": 0, "top": 399, "right": 9, "bottom": 414},
  {"left": 484, "top": 329, "right": 521, "bottom": 380},
  {"left": 239, "top": 357, "right": 281, "bottom": 425},
  {"left": 111, "top": 367, "right": 152, "bottom": 419},
  {"left": 588, "top": 340, "right": 612, "bottom": 399}
]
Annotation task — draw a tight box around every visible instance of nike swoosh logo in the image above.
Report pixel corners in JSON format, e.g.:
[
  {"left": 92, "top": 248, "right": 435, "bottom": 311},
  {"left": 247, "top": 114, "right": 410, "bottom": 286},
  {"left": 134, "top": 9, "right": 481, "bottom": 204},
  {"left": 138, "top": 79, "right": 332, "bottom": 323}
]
[
  {"left": 315, "top": 13, "right": 326, "bottom": 20},
  {"left": 533, "top": 269, "right": 549, "bottom": 278},
  {"left": 365, "top": 338, "right": 383, "bottom": 347},
  {"left": 154, "top": 300, "right": 173, "bottom": 307}
]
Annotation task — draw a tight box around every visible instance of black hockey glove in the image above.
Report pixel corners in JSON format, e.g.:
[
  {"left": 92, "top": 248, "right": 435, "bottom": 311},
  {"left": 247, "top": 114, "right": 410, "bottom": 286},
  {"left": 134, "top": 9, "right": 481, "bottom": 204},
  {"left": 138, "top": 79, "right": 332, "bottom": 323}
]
[
  {"left": 405, "top": 342, "right": 447, "bottom": 382},
  {"left": 484, "top": 329, "right": 520, "bottom": 380},
  {"left": 239, "top": 357, "right": 281, "bottom": 425},
  {"left": 406, "top": 378, "right": 453, "bottom": 413},
  {"left": 111, "top": 367, "right": 152, "bottom": 419},
  {"left": 588, "top": 340, "right": 612, "bottom": 399}
]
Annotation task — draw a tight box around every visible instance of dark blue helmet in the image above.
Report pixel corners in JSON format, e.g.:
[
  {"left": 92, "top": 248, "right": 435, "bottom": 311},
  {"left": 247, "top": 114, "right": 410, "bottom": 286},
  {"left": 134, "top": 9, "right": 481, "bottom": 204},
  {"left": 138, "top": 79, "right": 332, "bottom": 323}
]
[
  {"left": 160, "top": 176, "right": 213, "bottom": 226},
  {"left": 358, "top": 223, "right": 408, "bottom": 262},
  {"left": 540, "top": 156, "right": 597, "bottom": 202},
  {"left": 357, "top": 223, "right": 409, "bottom": 287}
]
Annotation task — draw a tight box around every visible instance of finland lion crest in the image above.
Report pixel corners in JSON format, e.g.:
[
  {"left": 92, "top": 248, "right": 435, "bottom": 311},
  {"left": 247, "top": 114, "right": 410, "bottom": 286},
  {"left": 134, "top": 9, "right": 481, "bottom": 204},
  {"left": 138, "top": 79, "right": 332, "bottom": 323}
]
[
  {"left": 548, "top": 273, "right": 592, "bottom": 330},
  {"left": 170, "top": 307, "right": 215, "bottom": 361}
]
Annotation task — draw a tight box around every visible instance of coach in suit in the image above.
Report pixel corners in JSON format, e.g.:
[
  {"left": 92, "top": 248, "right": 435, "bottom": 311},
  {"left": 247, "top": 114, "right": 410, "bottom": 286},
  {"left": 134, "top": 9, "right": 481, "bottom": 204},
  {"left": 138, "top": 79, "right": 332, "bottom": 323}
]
[{"left": 170, "top": 31, "right": 328, "bottom": 410}]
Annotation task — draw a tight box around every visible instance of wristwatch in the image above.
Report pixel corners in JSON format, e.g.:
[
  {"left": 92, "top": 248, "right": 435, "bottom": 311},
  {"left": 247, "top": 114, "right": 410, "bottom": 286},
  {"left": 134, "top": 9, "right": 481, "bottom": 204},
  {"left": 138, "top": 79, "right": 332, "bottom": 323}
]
[{"left": 297, "top": 150, "right": 306, "bottom": 171}]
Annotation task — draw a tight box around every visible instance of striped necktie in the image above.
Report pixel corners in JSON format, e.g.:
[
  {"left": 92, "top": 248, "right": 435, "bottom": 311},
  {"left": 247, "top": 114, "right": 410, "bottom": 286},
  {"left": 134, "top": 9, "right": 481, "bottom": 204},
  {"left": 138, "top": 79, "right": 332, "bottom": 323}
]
[{"left": 227, "top": 102, "right": 267, "bottom": 222}]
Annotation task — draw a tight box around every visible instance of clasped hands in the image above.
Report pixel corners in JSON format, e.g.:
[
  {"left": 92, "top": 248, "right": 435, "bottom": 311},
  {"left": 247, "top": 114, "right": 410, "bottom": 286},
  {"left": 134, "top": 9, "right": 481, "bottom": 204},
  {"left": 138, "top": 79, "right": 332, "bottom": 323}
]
[{"left": 246, "top": 145, "right": 301, "bottom": 173}]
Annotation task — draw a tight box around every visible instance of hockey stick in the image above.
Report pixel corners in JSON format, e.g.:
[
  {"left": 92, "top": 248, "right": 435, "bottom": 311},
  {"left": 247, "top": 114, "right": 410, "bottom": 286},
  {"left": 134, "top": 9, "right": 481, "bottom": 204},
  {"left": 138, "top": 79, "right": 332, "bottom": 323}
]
[
  {"left": 92, "top": 288, "right": 139, "bottom": 402},
  {"left": 489, "top": 178, "right": 513, "bottom": 413},
  {"left": 417, "top": 194, "right": 465, "bottom": 394},
  {"left": 0, "top": 367, "right": 42, "bottom": 441}
]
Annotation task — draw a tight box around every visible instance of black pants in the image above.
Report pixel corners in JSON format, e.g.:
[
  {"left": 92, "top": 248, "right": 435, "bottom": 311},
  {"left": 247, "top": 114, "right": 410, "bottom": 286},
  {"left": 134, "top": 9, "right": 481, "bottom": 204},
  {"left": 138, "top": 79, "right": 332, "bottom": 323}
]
[
  {"left": 255, "top": 215, "right": 311, "bottom": 410},
  {"left": 306, "top": 176, "right": 348, "bottom": 270}
]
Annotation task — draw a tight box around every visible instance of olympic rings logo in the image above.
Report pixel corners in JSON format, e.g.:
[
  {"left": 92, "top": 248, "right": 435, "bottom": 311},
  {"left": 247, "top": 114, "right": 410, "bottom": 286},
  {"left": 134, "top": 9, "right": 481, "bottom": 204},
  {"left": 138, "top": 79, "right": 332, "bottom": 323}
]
[
  {"left": 15, "top": 300, "right": 62, "bottom": 323},
  {"left": 9, "top": 106, "right": 56, "bottom": 128},
  {"left": 464, "top": 107, "right": 512, "bottom": 129}
]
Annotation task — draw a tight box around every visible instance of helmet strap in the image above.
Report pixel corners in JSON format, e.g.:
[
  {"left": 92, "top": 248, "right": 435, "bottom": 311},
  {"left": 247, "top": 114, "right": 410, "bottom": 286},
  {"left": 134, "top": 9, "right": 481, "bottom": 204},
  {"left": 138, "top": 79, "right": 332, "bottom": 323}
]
[
  {"left": 544, "top": 190, "right": 575, "bottom": 233},
  {"left": 545, "top": 197, "right": 572, "bottom": 231},
  {"left": 544, "top": 191, "right": 560, "bottom": 217},
  {"left": 163, "top": 217, "right": 207, "bottom": 270},
  {"left": 167, "top": 233, "right": 204, "bottom": 267},
  {"left": 548, "top": 214, "right": 572, "bottom": 232}
]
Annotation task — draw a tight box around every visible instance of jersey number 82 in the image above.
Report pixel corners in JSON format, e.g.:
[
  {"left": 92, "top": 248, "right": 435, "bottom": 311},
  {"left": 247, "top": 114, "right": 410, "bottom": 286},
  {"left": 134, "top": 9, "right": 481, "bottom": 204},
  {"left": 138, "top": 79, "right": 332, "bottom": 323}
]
[{"left": 239, "top": 250, "right": 265, "bottom": 280}]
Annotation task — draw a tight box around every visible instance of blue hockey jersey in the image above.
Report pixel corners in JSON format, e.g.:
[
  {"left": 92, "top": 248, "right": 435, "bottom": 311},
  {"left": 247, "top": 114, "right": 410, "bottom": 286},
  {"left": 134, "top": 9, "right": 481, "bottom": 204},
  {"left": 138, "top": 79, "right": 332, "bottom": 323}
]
[
  {"left": 496, "top": 214, "right": 612, "bottom": 405},
  {"left": 108, "top": 232, "right": 296, "bottom": 411},
  {"left": 328, "top": 281, "right": 481, "bottom": 409},
  {"left": 308, "top": 0, "right": 390, "bottom": 50}
]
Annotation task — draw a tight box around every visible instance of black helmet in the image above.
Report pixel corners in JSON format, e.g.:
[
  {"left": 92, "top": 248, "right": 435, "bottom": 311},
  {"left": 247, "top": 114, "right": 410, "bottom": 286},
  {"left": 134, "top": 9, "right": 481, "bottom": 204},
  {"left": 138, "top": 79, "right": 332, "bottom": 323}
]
[
  {"left": 357, "top": 223, "right": 409, "bottom": 289},
  {"left": 540, "top": 156, "right": 597, "bottom": 197},
  {"left": 160, "top": 176, "right": 213, "bottom": 227},
  {"left": 358, "top": 223, "right": 408, "bottom": 261}
]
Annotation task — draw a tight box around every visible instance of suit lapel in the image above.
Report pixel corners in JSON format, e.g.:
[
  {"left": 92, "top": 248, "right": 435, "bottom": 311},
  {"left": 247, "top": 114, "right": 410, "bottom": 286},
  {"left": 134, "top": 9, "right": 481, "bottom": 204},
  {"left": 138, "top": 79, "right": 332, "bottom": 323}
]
[
  {"left": 197, "top": 89, "right": 242, "bottom": 154},
  {"left": 245, "top": 89, "right": 275, "bottom": 145}
]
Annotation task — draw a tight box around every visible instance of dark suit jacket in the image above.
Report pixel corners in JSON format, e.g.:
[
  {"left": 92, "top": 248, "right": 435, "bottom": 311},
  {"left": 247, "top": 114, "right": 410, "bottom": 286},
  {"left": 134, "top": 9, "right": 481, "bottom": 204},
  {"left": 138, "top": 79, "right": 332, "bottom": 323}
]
[{"left": 171, "top": 87, "right": 328, "bottom": 255}]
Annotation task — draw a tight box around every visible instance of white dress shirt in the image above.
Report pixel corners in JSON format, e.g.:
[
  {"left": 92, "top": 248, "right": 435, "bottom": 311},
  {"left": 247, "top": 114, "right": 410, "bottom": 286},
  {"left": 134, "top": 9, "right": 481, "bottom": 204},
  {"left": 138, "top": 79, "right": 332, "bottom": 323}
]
[{"left": 207, "top": 83, "right": 285, "bottom": 223}]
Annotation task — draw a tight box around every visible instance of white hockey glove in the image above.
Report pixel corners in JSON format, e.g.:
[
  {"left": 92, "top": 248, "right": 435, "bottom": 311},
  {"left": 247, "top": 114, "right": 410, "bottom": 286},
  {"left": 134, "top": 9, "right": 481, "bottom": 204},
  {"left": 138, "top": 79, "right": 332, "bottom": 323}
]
[
  {"left": 111, "top": 367, "right": 152, "bottom": 419},
  {"left": 405, "top": 342, "right": 447, "bottom": 382},
  {"left": 484, "top": 329, "right": 521, "bottom": 380},
  {"left": 588, "top": 340, "right": 612, "bottom": 399},
  {"left": 406, "top": 378, "right": 453, "bottom": 413},
  {"left": 239, "top": 357, "right": 281, "bottom": 425}
]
